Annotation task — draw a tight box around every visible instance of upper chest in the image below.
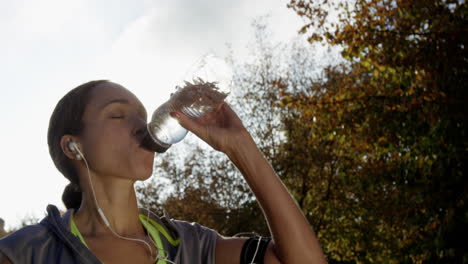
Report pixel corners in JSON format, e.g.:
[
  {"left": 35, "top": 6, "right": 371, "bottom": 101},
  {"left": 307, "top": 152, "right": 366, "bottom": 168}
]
[{"left": 83, "top": 235, "right": 158, "bottom": 264}]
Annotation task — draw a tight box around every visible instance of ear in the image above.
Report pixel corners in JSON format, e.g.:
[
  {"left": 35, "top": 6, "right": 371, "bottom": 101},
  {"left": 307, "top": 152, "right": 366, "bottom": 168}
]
[{"left": 60, "top": 135, "right": 82, "bottom": 160}]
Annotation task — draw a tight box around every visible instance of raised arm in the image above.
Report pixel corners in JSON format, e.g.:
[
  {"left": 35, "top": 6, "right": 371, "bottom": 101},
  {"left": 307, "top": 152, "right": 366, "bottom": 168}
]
[{"left": 171, "top": 103, "right": 327, "bottom": 264}]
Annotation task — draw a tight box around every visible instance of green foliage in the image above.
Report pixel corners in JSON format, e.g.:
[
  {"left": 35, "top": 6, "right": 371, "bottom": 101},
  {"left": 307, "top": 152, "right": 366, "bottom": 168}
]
[{"left": 284, "top": 0, "right": 468, "bottom": 263}]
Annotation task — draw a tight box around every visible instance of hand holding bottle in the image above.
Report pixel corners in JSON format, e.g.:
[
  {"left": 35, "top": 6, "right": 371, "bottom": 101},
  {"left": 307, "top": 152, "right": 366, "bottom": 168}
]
[{"left": 170, "top": 103, "right": 253, "bottom": 154}]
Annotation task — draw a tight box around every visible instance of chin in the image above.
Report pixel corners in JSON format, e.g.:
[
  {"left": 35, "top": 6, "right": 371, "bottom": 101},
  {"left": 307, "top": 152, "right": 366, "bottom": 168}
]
[
  {"left": 134, "top": 155, "right": 155, "bottom": 180},
  {"left": 135, "top": 169, "right": 153, "bottom": 181}
]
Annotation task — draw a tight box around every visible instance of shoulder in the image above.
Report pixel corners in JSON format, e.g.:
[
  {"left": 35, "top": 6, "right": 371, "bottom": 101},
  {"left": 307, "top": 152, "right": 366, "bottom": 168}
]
[
  {"left": 169, "top": 219, "right": 219, "bottom": 242},
  {"left": 169, "top": 219, "right": 220, "bottom": 262},
  {"left": 0, "top": 224, "right": 52, "bottom": 262},
  {"left": 0, "top": 223, "right": 51, "bottom": 248},
  {"left": 143, "top": 210, "right": 220, "bottom": 243},
  {"left": 170, "top": 219, "right": 218, "bottom": 234},
  {"left": 0, "top": 205, "right": 69, "bottom": 263},
  {"left": 143, "top": 210, "right": 220, "bottom": 263}
]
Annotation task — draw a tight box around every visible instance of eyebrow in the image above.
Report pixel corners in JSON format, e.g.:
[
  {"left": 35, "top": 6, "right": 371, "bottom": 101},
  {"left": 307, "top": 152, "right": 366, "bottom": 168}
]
[
  {"left": 100, "top": 99, "right": 130, "bottom": 110},
  {"left": 100, "top": 99, "right": 147, "bottom": 118}
]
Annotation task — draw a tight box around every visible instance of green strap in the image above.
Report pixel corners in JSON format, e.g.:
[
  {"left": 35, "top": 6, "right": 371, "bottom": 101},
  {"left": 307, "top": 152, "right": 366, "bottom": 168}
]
[
  {"left": 70, "top": 214, "right": 178, "bottom": 264},
  {"left": 139, "top": 214, "right": 180, "bottom": 247},
  {"left": 70, "top": 216, "right": 89, "bottom": 248},
  {"left": 139, "top": 215, "right": 166, "bottom": 264}
]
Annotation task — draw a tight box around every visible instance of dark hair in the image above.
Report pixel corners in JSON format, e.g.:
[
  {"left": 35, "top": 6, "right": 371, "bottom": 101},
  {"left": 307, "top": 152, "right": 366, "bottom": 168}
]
[{"left": 47, "top": 80, "right": 109, "bottom": 210}]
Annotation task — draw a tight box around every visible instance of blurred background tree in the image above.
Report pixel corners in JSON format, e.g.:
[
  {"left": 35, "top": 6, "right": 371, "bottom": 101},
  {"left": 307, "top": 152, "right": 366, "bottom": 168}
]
[
  {"left": 0, "top": 214, "right": 40, "bottom": 239},
  {"left": 0, "top": 218, "right": 7, "bottom": 238},
  {"left": 285, "top": 0, "right": 467, "bottom": 263}
]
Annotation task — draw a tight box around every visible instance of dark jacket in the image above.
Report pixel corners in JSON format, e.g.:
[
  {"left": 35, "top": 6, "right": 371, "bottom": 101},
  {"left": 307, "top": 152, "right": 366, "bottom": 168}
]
[{"left": 0, "top": 205, "right": 218, "bottom": 263}]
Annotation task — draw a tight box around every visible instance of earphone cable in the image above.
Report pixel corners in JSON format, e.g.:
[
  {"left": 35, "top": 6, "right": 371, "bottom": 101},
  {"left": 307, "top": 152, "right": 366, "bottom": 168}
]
[
  {"left": 249, "top": 236, "right": 262, "bottom": 264},
  {"left": 74, "top": 146, "right": 158, "bottom": 261},
  {"left": 233, "top": 232, "right": 263, "bottom": 264}
]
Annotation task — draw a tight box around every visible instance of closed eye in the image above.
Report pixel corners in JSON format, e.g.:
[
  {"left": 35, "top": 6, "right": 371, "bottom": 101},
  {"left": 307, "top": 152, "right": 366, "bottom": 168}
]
[{"left": 111, "top": 116, "right": 125, "bottom": 119}]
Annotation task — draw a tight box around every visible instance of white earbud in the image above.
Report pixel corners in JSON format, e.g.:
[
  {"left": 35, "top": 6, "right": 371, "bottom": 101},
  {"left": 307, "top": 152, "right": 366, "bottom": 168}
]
[{"left": 68, "top": 141, "right": 82, "bottom": 160}]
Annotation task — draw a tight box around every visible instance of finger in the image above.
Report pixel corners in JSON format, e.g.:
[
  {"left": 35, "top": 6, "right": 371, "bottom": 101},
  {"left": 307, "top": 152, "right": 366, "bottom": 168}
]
[
  {"left": 215, "top": 102, "right": 225, "bottom": 112},
  {"left": 220, "top": 103, "right": 243, "bottom": 125},
  {"left": 220, "top": 103, "right": 236, "bottom": 117}
]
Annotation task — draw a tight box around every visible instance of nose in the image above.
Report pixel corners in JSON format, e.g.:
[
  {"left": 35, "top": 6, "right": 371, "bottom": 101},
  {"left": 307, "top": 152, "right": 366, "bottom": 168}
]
[
  {"left": 135, "top": 126, "right": 146, "bottom": 141},
  {"left": 132, "top": 116, "right": 147, "bottom": 142}
]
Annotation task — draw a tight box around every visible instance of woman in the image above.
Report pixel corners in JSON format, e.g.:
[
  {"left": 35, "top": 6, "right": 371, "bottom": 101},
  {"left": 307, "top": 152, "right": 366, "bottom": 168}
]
[{"left": 0, "top": 80, "right": 326, "bottom": 263}]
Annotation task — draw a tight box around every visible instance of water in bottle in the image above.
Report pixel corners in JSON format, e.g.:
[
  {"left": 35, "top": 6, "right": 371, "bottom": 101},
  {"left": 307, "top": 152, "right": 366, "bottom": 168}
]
[{"left": 141, "top": 54, "right": 232, "bottom": 153}]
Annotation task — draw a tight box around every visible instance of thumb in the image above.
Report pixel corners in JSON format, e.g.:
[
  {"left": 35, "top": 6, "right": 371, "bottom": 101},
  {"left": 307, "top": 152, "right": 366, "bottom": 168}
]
[{"left": 170, "top": 112, "right": 205, "bottom": 137}]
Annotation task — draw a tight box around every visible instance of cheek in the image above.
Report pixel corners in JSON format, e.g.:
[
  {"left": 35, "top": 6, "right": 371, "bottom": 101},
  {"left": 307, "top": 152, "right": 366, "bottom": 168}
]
[
  {"left": 83, "top": 125, "right": 153, "bottom": 179},
  {"left": 85, "top": 144, "right": 128, "bottom": 176},
  {"left": 132, "top": 150, "right": 155, "bottom": 179},
  {"left": 84, "top": 128, "right": 132, "bottom": 173},
  {"left": 94, "top": 141, "right": 153, "bottom": 179}
]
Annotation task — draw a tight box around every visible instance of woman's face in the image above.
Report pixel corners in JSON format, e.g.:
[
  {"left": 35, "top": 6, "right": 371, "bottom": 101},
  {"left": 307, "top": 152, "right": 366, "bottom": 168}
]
[{"left": 78, "top": 82, "right": 154, "bottom": 181}]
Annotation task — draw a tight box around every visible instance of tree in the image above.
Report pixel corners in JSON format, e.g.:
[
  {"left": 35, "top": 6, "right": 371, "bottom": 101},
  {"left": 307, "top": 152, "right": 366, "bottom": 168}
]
[
  {"left": 0, "top": 218, "right": 7, "bottom": 238},
  {"left": 0, "top": 214, "right": 41, "bottom": 239},
  {"left": 281, "top": 0, "right": 468, "bottom": 262}
]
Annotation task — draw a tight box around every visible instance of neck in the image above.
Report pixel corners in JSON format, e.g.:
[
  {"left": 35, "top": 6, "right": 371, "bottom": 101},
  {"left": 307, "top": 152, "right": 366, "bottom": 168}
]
[{"left": 74, "top": 176, "right": 145, "bottom": 237}]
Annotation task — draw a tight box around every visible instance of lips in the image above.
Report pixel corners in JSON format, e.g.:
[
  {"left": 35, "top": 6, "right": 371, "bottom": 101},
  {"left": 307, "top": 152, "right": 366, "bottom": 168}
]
[{"left": 139, "top": 128, "right": 171, "bottom": 153}]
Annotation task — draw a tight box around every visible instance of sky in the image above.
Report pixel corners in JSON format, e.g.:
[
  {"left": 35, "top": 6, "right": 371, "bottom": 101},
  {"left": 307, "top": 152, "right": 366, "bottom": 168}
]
[{"left": 0, "top": 0, "right": 308, "bottom": 230}]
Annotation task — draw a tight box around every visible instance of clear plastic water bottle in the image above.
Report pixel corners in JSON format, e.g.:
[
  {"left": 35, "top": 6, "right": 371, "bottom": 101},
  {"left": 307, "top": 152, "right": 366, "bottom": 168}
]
[{"left": 141, "top": 54, "right": 232, "bottom": 153}]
